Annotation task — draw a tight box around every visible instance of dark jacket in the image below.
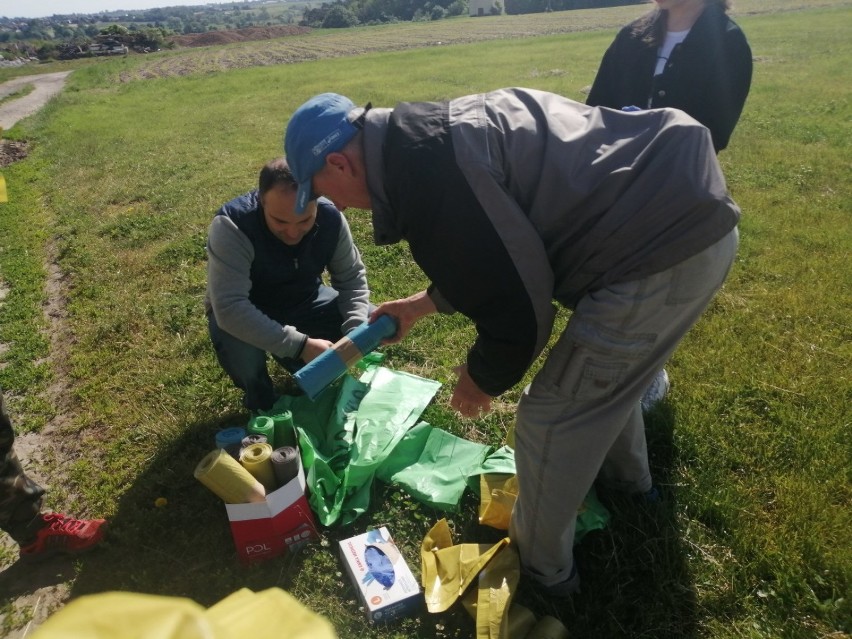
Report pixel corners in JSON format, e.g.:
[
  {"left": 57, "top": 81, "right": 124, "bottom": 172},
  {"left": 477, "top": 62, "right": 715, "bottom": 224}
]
[
  {"left": 218, "top": 191, "right": 342, "bottom": 316},
  {"left": 205, "top": 192, "right": 369, "bottom": 358},
  {"left": 587, "top": 4, "right": 752, "bottom": 152}
]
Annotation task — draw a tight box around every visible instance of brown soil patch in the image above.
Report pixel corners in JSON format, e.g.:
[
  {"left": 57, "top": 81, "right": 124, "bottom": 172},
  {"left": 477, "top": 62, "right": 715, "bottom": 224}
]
[
  {"left": 169, "top": 24, "right": 310, "bottom": 48},
  {"left": 0, "top": 139, "right": 29, "bottom": 168}
]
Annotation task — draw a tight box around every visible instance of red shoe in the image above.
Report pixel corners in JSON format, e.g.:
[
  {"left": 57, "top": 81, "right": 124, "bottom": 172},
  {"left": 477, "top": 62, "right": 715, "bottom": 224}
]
[{"left": 19, "top": 513, "right": 107, "bottom": 562}]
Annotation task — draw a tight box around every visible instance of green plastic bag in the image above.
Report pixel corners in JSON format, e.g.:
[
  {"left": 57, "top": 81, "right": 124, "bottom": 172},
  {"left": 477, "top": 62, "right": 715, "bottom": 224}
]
[
  {"left": 264, "top": 367, "right": 440, "bottom": 526},
  {"left": 472, "top": 445, "right": 517, "bottom": 484},
  {"left": 262, "top": 365, "right": 610, "bottom": 539},
  {"left": 376, "top": 422, "right": 492, "bottom": 510}
]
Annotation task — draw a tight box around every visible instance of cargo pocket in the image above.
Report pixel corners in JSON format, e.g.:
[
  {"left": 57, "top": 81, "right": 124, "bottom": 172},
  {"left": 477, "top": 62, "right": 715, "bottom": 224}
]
[
  {"left": 532, "top": 316, "right": 655, "bottom": 402},
  {"left": 573, "top": 358, "right": 629, "bottom": 402}
]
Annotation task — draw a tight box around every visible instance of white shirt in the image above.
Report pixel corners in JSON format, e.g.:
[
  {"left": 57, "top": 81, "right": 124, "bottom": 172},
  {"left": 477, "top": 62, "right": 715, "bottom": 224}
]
[{"left": 655, "top": 29, "right": 691, "bottom": 76}]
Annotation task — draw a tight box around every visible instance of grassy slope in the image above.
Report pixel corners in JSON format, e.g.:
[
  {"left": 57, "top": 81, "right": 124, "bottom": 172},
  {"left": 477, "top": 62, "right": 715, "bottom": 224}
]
[{"left": 0, "top": 3, "right": 849, "bottom": 638}]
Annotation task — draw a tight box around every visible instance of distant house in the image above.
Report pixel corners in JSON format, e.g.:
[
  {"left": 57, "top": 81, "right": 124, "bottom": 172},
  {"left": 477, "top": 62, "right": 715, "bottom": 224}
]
[{"left": 470, "top": 0, "right": 499, "bottom": 16}]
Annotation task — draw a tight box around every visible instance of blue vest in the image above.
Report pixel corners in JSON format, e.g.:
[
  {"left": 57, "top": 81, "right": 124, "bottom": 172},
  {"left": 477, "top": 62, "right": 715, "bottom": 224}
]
[{"left": 215, "top": 191, "right": 343, "bottom": 321}]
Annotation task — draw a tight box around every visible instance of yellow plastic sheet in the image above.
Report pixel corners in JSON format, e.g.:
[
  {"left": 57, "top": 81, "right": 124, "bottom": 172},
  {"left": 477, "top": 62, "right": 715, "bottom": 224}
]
[
  {"left": 478, "top": 473, "right": 611, "bottom": 544},
  {"left": 421, "top": 518, "right": 520, "bottom": 639},
  {"left": 31, "top": 588, "right": 337, "bottom": 639},
  {"left": 479, "top": 473, "right": 519, "bottom": 530},
  {"left": 505, "top": 604, "right": 537, "bottom": 638},
  {"left": 460, "top": 541, "right": 520, "bottom": 639},
  {"left": 525, "top": 615, "right": 570, "bottom": 638},
  {"left": 207, "top": 587, "right": 337, "bottom": 639}
]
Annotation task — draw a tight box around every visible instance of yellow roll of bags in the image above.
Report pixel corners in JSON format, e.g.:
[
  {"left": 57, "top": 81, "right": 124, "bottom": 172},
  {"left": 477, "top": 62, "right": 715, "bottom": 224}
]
[
  {"left": 194, "top": 449, "right": 266, "bottom": 504},
  {"left": 239, "top": 443, "right": 276, "bottom": 492}
]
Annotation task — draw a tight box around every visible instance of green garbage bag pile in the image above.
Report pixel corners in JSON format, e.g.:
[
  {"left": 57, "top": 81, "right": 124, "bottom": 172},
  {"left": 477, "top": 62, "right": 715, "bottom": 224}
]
[{"left": 262, "top": 365, "right": 608, "bottom": 541}]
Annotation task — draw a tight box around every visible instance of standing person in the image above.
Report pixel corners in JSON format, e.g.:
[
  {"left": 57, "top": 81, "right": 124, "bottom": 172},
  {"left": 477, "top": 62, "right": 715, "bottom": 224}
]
[
  {"left": 205, "top": 158, "right": 371, "bottom": 412},
  {"left": 283, "top": 89, "right": 739, "bottom": 595},
  {"left": 1, "top": 390, "right": 107, "bottom": 561},
  {"left": 587, "top": 0, "right": 753, "bottom": 154},
  {"left": 588, "top": 0, "right": 752, "bottom": 407}
]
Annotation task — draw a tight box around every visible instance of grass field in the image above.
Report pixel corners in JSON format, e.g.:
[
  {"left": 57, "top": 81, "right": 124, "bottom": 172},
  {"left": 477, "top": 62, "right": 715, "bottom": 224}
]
[{"left": 0, "top": 1, "right": 849, "bottom": 637}]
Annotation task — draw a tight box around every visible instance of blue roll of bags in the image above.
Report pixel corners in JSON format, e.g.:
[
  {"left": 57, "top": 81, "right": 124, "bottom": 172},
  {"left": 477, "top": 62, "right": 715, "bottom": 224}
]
[
  {"left": 216, "top": 426, "right": 246, "bottom": 449},
  {"left": 294, "top": 315, "right": 397, "bottom": 400}
]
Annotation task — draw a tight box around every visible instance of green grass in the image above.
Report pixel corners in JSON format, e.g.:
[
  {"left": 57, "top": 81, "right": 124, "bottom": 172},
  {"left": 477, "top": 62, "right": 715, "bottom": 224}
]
[
  {"left": 0, "top": 2, "right": 850, "bottom": 638},
  {"left": 0, "top": 153, "right": 54, "bottom": 429}
]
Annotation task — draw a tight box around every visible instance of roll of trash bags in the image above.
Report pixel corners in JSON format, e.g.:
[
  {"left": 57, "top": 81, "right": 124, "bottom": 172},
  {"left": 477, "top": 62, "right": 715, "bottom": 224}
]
[
  {"left": 194, "top": 449, "right": 266, "bottom": 504},
  {"left": 271, "top": 410, "right": 296, "bottom": 449},
  {"left": 246, "top": 415, "right": 275, "bottom": 442},
  {"left": 241, "top": 434, "right": 268, "bottom": 449},
  {"left": 271, "top": 446, "right": 300, "bottom": 487},
  {"left": 294, "top": 315, "right": 397, "bottom": 400},
  {"left": 240, "top": 442, "right": 276, "bottom": 492},
  {"left": 215, "top": 426, "right": 246, "bottom": 450}
]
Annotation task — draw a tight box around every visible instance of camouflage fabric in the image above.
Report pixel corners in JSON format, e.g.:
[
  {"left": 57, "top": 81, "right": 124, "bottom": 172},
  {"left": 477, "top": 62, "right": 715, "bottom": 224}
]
[{"left": 0, "top": 390, "right": 45, "bottom": 544}]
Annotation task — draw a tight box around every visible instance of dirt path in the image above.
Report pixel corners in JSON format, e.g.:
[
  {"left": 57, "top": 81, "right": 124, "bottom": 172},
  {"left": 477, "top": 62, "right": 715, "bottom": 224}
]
[
  {"left": 0, "top": 71, "right": 72, "bottom": 132},
  {"left": 0, "top": 251, "right": 75, "bottom": 639}
]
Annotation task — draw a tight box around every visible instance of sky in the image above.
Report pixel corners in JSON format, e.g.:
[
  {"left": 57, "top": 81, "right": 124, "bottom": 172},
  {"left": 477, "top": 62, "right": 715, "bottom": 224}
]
[{"left": 1, "top": 0, "right": 238, "bottom": 20}]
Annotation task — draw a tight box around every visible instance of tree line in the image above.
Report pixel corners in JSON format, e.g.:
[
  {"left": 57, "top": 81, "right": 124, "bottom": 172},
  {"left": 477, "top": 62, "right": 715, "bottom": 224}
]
[
  {"left": 1, "top": 0, "right": 643, "bottom": 62},
  {"left": 300, "top": 0, "right": 641, "bottom": 28}
]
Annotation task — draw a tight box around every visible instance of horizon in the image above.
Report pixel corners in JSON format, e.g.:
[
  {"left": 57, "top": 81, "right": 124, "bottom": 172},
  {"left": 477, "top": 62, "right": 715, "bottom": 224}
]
[{"left": 0, "top": 0, "right": 239, "bottom": 20}]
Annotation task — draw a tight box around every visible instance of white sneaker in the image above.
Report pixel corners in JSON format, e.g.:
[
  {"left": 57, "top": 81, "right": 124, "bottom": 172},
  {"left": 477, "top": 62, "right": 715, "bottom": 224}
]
[{"left": 640, "top": 369, "right": 670, "bottom": 413}]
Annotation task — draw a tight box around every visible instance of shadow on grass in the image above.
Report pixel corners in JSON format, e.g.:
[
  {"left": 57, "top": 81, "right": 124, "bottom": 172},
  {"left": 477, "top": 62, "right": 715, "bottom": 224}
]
[
  {"left": 66, "top": 408, "right": 318, "bottom": 606},
  {"left": 56, "top": 401, "right": 477, "bottom": 639},
  {"left": 19, "top": 396, "right": 698, "bottom": 638},
  {"left": 510, "top": 400, "right": 700, "bottom": 638},
  {"left": 0, "top": 554, "right": 78, "bottom": 599}
]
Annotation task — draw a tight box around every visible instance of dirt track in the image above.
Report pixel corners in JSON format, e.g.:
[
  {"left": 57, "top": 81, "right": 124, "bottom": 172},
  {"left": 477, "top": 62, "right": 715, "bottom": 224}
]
[{"left": 0, "top": 71, "right": 72, "bottom": 133}]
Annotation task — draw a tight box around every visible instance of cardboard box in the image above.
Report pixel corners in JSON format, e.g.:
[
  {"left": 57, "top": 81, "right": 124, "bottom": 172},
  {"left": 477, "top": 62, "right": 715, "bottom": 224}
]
[
  {"left": 338, "top": 527, "right": 422, "bottom": 622},
  {"left": 225, "top": 458, "right": 318, "bottom": 564}
]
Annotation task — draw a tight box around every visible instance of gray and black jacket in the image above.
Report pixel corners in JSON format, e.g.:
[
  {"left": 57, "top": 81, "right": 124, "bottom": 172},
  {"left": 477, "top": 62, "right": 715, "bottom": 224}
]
[{"left": 362, "top": 88, "right": 740, "bottom": 396}]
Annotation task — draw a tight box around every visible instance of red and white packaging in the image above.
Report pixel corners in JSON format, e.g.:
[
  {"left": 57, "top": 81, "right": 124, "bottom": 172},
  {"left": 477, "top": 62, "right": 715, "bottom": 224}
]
[{"left": 224, "top": 456, "right": 318, "bottom": 564}]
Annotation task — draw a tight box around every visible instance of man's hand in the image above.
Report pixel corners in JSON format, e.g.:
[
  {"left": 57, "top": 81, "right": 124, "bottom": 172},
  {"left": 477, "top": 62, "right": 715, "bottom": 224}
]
[
  {"left": 300, "top": 337, "right": 335, "bottom": 363},
  {"left": 370, "top": 289, "right": 437, "bottom": 344},
  {"left": 450, "top": 364, "right": 492, "bottom": 418}
]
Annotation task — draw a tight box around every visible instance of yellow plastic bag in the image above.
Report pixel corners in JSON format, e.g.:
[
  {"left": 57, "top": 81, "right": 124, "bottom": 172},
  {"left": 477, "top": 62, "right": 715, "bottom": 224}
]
[
  {"left": 459, "top": 541, "right": 520, "bottom": 639},
  {"left": 479, "top": 473, "right": 611, "bottom": 544},
  {"left": 421, "top": 519, "right": 520, "bottom": 639},
  {"left": 207, "top": 588, "right": 336, "bottom": 639},
  {"left": 31, "top": 588, "right": 336, "bottom": 639},
  {"left": 479, "top": 473, "right": 519, "bottom": 530}
]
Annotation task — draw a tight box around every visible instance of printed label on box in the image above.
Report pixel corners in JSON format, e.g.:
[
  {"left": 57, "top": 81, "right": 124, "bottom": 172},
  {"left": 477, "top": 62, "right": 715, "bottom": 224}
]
[
  {"left": 339, "top": 527, "right": 421, "bottom": 622},
  {"left": 225, "top": 456, "right": 318, "bottom": 564}
]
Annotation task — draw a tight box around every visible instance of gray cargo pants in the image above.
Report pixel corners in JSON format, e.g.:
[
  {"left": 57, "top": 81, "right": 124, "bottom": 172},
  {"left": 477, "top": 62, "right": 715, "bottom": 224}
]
[{"left": 510, "top": 228, "right": 738, "bottom": 588}]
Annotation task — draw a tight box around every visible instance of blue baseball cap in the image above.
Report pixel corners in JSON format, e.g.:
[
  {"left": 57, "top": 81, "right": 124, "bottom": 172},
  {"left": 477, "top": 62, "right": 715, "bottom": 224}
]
[{"left": 284, "top": 92, "right": 367, "bottom": 214}]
